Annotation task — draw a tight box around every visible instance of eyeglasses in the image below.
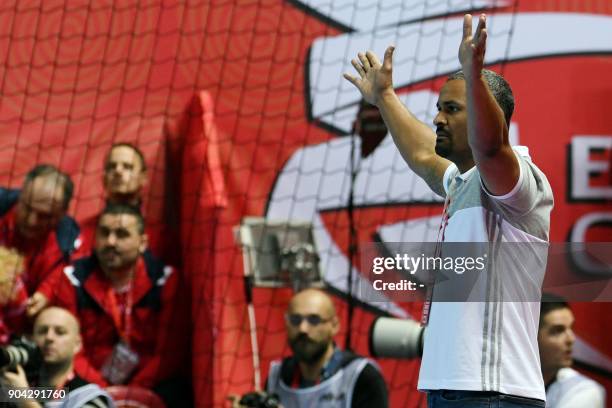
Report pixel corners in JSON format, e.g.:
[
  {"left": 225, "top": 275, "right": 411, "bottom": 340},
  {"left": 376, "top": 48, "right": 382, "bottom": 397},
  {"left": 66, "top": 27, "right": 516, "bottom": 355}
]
[{"left": 285, "top": 313, "right": 332, "bottom": 327}]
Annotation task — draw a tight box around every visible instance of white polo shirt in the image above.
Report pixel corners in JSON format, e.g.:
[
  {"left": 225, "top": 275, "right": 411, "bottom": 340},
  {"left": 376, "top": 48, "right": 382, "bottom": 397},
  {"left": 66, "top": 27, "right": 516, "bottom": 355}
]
[{"left": 418, "top": 147, "right": 554, "bottom": 401}]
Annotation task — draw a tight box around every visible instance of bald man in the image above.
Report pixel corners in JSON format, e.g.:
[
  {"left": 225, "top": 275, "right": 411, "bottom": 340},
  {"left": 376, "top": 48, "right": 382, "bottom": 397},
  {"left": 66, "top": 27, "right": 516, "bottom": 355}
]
[
  {"left": 266, "top": 289, "right": 388, "bottom": 408},
  {"left": 2, "top": 306, "right": 113, "bottom": 407},
  {"left": 0, "top": 165, "right": 81, "bottom": 301}
]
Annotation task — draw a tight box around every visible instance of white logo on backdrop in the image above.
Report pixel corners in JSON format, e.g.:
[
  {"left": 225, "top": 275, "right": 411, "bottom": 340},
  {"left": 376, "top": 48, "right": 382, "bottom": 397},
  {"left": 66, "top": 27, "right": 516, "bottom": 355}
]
[{"left": 267, "top": 1, "right": 612, "bottom": 317}]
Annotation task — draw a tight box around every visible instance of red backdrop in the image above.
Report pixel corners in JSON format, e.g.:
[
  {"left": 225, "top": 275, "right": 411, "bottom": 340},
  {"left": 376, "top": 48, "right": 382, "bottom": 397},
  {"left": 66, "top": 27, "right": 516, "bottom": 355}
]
[{"left": 0, "top": 1, "right": 610, "bottom": 406}]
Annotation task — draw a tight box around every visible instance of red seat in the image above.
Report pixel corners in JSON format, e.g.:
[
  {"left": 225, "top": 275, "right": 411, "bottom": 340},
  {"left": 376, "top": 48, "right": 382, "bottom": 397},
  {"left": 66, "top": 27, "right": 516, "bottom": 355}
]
[{"left": 105, "top": 386, "right": 166, "bottom": 408}]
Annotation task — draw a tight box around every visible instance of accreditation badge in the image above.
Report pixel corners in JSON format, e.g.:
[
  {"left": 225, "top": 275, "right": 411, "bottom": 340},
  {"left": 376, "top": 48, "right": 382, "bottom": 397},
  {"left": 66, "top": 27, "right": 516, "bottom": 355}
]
[{"left": 101, "top": 341, "right": 140, "bottom": 384}]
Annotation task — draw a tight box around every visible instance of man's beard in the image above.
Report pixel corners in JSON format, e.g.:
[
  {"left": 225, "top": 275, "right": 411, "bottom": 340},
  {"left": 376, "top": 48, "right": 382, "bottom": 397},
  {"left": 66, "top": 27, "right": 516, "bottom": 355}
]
[
  {"left": 435, "top": 141, "right": 452, "bottom": 158},
  {"left": 289, "top": 334, "right": 329, "bottom": 364},
  {"left": 41, "top": 358, "right": 73, "bottom": 380}
]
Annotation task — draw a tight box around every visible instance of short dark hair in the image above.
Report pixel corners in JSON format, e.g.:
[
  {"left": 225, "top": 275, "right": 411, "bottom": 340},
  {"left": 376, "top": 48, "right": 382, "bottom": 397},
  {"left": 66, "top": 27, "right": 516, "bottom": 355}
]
[
  {"left": 24, "top": 164, "right": 74, "bottom": 210},
  {"left": 98, "top": 203, "right": 145, "bottom": 234},
  {"left": 539, "top": 293, "right": 570, "bottom": 328},
  {"left": 447, "top": 69, "right": 515, "bottom": 126},
  {"left": 105, "top": 142, "right": 147, "bottom": 172}
]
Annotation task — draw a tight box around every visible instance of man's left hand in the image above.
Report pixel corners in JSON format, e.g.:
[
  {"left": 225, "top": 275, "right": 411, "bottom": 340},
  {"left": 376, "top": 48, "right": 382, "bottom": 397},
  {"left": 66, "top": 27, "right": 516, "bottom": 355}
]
[{"left": 458, "top": 14, "right": 487, "bottom": 75}]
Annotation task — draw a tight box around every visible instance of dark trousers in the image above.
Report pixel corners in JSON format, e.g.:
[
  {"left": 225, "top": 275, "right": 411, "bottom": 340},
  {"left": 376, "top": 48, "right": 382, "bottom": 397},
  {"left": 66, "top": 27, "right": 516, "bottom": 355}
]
[{"left": 427, "top": 390, "right": 545, "bottom": 408}]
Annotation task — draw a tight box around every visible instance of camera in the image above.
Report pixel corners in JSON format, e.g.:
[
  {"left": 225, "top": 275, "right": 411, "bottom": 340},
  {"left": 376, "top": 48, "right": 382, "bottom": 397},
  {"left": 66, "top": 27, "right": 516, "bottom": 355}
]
[
  {"left": 0, "top": 336, "right": 41, "bottom": 373},
  {"left": 239, "top": 391, "right": 280, "bottom": 408},
  {"left": 369, "top": 317, "right": 425, "bottom": 359}
]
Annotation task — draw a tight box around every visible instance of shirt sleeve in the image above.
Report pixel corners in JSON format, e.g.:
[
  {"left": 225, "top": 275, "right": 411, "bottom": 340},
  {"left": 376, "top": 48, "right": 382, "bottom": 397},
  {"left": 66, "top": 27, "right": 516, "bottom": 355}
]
[
  {"left": 82, "top": 396, "right": 112, "bottom": 408},
  {"left": 555, "top": 380, "right": 606, "bottom": 408},
  {"left": 480, "top": 150, "right": 553, "bottom": 218},
  {"left": 351, "top": 363, "right": 388, "bottom": 408},
  {"left": 442, "top": 163, "right": 459, "bottom": 196}
]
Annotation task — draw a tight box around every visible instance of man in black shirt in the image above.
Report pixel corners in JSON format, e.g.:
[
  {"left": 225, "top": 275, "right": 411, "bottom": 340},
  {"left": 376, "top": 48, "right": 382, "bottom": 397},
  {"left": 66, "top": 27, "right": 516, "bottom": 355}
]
[{"left": 266, "top": 288, "right": 388, "bottom": 408}]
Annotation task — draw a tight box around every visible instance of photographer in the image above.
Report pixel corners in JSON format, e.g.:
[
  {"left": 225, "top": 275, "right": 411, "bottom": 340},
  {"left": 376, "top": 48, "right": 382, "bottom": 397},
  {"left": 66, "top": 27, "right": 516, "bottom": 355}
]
[
  {"left": 262, "top": 288, "right": 387, "bottom": 408},
  {"left": 1, "top": 307, "right": 113, "bottom": 408},
  {"left": 538, "top": 298, "right": 606, "bottom": 407}
]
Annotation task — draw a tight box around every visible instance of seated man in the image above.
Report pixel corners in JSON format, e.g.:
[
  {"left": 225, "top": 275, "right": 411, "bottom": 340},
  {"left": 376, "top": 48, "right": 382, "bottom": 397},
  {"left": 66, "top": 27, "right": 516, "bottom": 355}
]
[
  {"left": 2, "top": 306, "right": 114, "bottom": 407},
  {"left": 49, "top": 204, "right": 183, "bottom": 397},
  {"left": 78, "top": 143, "right": 164, "bottom": 256},
  {"left": 266, "top": 288, "right": 388, "bottom": 408},
  {"left": 101, "top": 142, "right": 147, "bottom": 208},
  {"left": 0, "top": 164, "right": 80, "bottom": 297},
  {"left": 29, "top": 143, "right": 161, "bottom": 315},
  {"left": 539, "top": 298, "right": 606, "bottom": 408}
]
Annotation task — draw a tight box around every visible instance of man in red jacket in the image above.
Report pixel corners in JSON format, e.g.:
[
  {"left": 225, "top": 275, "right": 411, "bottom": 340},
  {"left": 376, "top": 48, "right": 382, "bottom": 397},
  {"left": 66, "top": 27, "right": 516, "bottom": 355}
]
[
  {"left": 79, "top": 142, "right": 149, "bottom": 252},
  {"left": 0, "top": 165, "right": 80, "bottom": 296},
  {"left": 50, "top": 203, "right": 183, "bottom": 398},
  {"left": 28, "top": 143, "right": 150, "bottom": 315},
  {"left": 103, "top": 142, "right": 148, "bottom": 207}
]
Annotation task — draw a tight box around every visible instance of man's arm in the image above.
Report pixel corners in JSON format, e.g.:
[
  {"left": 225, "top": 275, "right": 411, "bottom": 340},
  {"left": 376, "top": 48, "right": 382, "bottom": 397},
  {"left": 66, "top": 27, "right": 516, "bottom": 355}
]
[
  {"left": 351, "top": 363, "right": 388, "bottom": 408},
  {"left": 460, "top": 14, "right": 520, "bottom": 196},
  {"left": 344, "top": 47, "right": 451, "bottom": 197}
]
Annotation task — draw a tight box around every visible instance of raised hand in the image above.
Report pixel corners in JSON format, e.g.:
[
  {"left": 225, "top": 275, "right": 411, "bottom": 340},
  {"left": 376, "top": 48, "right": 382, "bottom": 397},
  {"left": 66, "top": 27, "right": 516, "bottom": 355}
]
[
  {"left": 26, "top": 291, "right": 48, "bottom": 317},
  {"left": 343, "top": 46, "right": 395, "bottom": 106},
  {"left": 458, "top": 14, "right": 487, "bottom": 75}
]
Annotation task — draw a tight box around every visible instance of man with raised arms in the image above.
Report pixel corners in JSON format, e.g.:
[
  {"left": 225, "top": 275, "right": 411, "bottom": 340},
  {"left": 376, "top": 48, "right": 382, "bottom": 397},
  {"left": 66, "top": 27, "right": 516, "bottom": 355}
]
[{"left": 345, "top": 14, "right": 553, "bottom": 407}]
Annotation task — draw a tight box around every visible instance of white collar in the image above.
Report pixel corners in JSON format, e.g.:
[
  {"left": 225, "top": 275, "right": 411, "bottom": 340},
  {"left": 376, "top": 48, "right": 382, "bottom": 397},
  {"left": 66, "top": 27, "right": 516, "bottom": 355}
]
[
  {"left": 454, "top": 145, "right": 531, "bottom": 183},
  {"left": 455, "top": 165, "right": 477, "bottom": 182}
]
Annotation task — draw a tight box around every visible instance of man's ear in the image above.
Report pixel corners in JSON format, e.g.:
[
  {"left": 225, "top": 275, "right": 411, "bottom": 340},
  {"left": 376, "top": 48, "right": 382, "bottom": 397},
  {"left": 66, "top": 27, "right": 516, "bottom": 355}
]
[
  {"left": 138, "top": 169, "right": 148, "bottom": 190},
  {"left": 331, "top": 316, "right": 340, "bottom": 336},
  {"left": 74, "top": 334, "right": 82, "bottom": 355},
  {"left": 139, "top": 233, "right": 149, "bottom": 254}
]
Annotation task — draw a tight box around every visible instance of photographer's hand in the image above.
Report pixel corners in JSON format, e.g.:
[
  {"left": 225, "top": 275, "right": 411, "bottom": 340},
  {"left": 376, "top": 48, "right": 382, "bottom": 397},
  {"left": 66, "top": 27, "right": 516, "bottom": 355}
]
[
  {"left": 227, "top": 392, "right": 285, "bottom": 408},
  {"left": 227, "top": 394, "right": 247, "bottom": 408},
  {"left": 2, "top": 364, "right": 29, "bottom": 389},
  {"left": 2, "top": 365, "right": 42, "bottom": 408}
]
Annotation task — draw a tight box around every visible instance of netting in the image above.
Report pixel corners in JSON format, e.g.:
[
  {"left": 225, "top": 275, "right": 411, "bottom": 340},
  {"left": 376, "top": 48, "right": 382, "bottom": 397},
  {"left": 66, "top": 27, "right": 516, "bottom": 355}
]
[{"left": 0, "top": 1, "right": 611, "bottom": 407}]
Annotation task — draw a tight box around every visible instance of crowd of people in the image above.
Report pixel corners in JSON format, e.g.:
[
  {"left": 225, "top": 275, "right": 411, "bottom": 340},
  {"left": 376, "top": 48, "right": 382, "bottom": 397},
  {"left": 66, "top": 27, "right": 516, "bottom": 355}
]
[{"left": 0, "top": 143, "right": 189, "bottom": 407}]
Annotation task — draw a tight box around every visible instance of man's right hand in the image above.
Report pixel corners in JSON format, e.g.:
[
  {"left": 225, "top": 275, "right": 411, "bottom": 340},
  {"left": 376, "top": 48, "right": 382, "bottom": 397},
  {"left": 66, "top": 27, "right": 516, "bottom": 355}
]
[
  {"left": 343, "top": 46, "right": 396, "bottom": 106},
  {"left": 26, "top": 292, "right": 48, "bottom": 317}
]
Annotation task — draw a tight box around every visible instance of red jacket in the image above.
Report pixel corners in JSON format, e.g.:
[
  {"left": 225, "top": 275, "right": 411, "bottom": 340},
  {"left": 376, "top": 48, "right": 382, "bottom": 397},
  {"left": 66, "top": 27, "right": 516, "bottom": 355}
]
[
  {"left": 0, "top": 277, "right": 28, "bottom": 344},
  {"left": 77, "top": 214, "right": 174, "bottom": 268},
  {"left": 0, "top": 205, "right": 82, "bottom": 297},
  {"left": 51, "top": 253, "right": 184, "bottom": 388}
]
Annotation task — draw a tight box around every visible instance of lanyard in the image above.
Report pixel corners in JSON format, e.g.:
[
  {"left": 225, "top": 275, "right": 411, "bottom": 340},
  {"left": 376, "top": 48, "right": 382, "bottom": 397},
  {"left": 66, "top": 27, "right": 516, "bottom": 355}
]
[
  {"left": 421, "top": 194, "right": 451, "bottom": 326},
  {"left": 107, "top": 282, "right": 134, "bottom": 346}
]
